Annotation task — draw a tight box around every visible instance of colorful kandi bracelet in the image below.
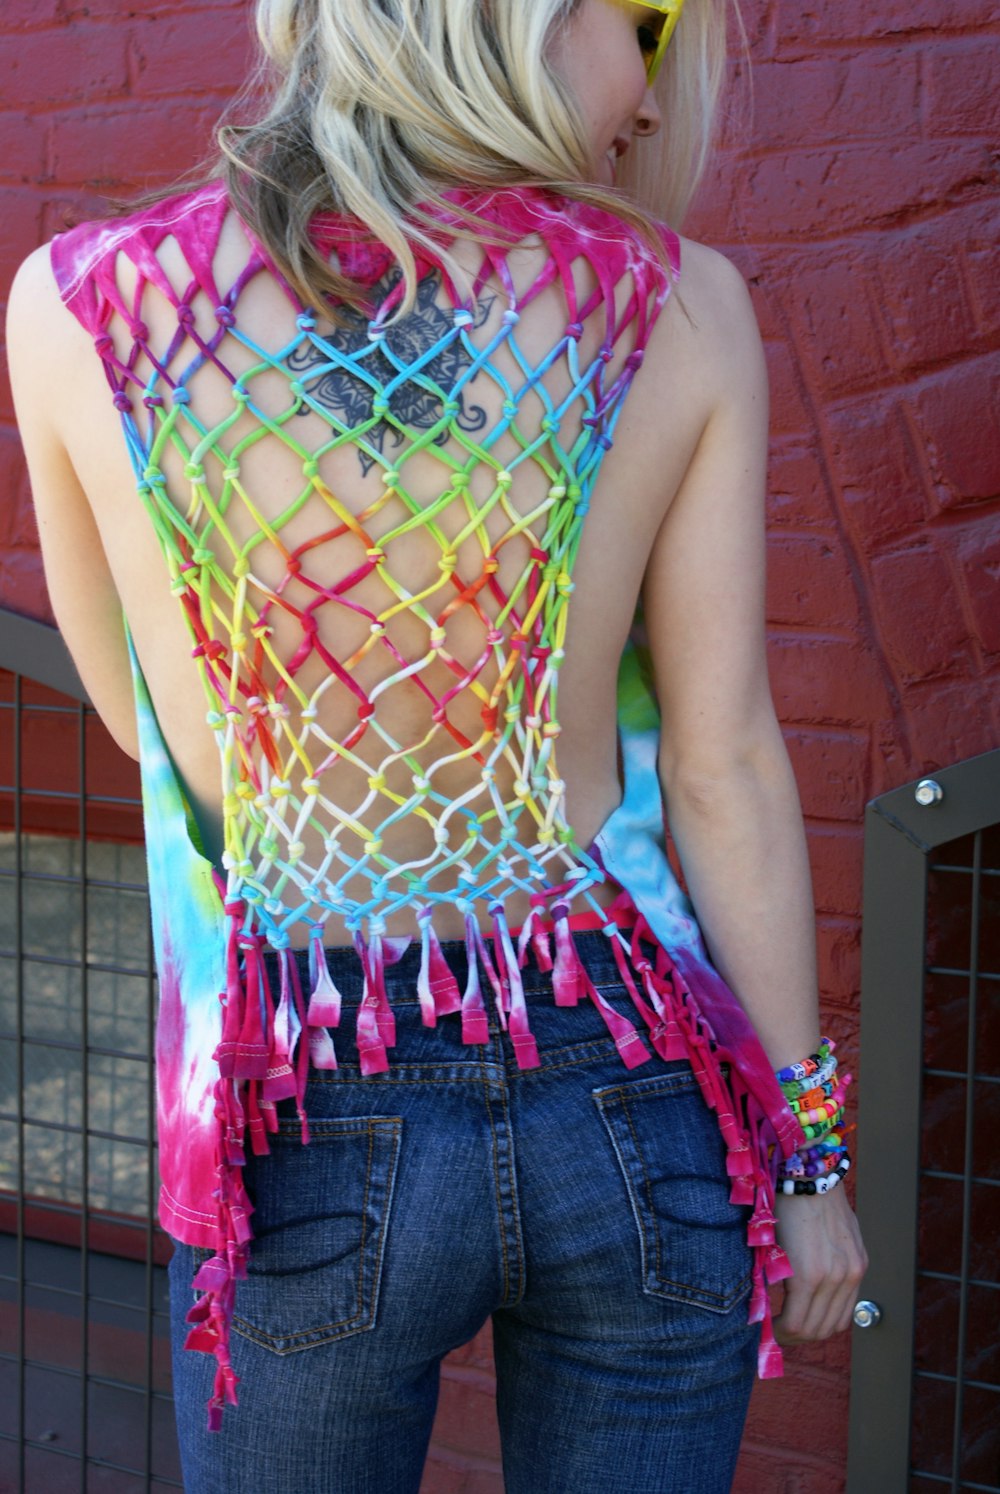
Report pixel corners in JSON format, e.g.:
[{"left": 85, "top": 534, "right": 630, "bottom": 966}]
[{"left": 774, "top": 1039, "right": 854, "bottom": 1196}]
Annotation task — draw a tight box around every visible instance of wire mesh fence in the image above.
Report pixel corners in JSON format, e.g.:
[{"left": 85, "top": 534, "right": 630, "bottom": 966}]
[
  {"left": 910, "top": 825, "right": 1000, "bottom": 1492},
  {"left": 0, "top": 626, "right": 182, "bottom": 1493}
]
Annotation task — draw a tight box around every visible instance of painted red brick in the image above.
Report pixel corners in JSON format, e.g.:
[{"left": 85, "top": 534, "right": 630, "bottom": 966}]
[
  {"left": 908, "top": 358, "right": 1000, "bottom": 508},
  {"left": 868, "top": 544, "right": 973, "bottom": 682},
  {"left": 62, "top": 0, "right": 247, "bottom": 17},
  {"left": 874, "top": 230, "right": 981, "bottom": 378},
  {"left": 126, "top": 13, "right": 254, "bottom": 100},
  {"left": 762, "top": 336, "right": 813, "bottom": 437},
  {"left": 777, "top": 0, "right": 1000, "bottom": 46},
  {"left": 740, "top": 140, "right": 994, "bottom": 243},
  {"left": 733, "top": 1444, "right": 797, "bottom": 1494},
  {"left": 786, "top": 1467, "right": 848, "bottom": 1494},
  {"left": 768, "top": 634, "right": 890, "bottom": 728},
  {"left": 823, "top": 1009, "right": 862, "bottom": 1074},
  {"left": 766, "top": 442, "right": 832, "bottom": 530},
  {"left": 2, "top": 1, "right": 63, "bottom": 25},
  {"left": 925, "top": 40, "right": 1000, "bottom": 137},
  {"left": 743, "top": 1367, "right": 848, "bottom": 1459},
  {"left": 0, "top": 24, "right": 130, "bottom": 110},
  {"left": 766, "top": 534, "right": 862, "bottom": 631},
  {"left": 806, "top": 824, "right": 865, "bottom": 918},
  {"left": 0, "top": 433, "right": 35, "bottom": 550},
  {"left": 681, "top": 147, "right": 738, "bottom": 243},
  {"left": 430, "top": 1374, "right": 502, "bottom": 1462},
  {"left": 0, "top": 110, "right": 47, "bottom": 183},
  {"left": 962, "top": 209, "right": 1000, "bottom": 339},
  {"left": 903, "top": 676, "right": 1000, "bottom": 770},
  {"left": 779, "top": 255, "right": 888, "bottom": 400},
  {"left": 750, "top": 52, "right": 922, "bottom": 149},
  {"left": 46, "top": 102, "right": 223, "bottom": 188},
  {"left": 0, "top": 548, "right": 50, "bottom": 620},
  {"left": 826, "top": 396, "right": 930, "bottom": 552},
  {"left": 784, "top": 727, "right": 870, "bottom": 820},
  {"left": 816, "top": 916, "right": 863, "bottom": 1004},
  {"left": 956, "top": 521, "right": 1000, "bottom": 657},
  {"left": 0, "top": 190, "right": 44, "bottom": 295},
  {"left": 419, "top": 1457, "right": 504, "bottom": 1494}
]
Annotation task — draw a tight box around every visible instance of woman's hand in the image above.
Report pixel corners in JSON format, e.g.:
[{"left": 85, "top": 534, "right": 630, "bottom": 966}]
[{"left": 772, "top": 1186, "right": 869, "bottom": 1344}]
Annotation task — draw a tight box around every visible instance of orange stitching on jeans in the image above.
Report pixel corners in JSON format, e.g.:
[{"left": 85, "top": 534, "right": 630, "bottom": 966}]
[
  {"left": 480, "top": 1065, "right": 512, "bottom": 1302},
  {"left": 619, "top": 1097, "right": 662, "bottom": 1284},
  {"left": 494, "top": 1067, "right": 525, "bottom": 1307}
]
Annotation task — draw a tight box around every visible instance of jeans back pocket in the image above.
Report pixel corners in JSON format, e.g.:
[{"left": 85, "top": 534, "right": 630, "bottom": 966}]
[
  {"left": 593, "top": 1068, "right": 752, "bottom": 1314},
  {"left": 233, "top": 1114, "right": 403, "bottom": 1353}
]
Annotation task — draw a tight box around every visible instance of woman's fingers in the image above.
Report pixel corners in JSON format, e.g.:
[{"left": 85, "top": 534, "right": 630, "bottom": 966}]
[{"left": 771, "top": 1187, "right": 869, "bottom": 1345}]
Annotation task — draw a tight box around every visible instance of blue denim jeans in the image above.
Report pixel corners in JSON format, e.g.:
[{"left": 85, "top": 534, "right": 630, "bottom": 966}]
[{"left": 168, "top": 931, "right": 758, "bottom": 1492}]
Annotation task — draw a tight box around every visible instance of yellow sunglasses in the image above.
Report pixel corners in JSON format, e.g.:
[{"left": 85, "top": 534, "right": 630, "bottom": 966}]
[{"left": 627, "top": 0, "right": 685, "bottom": 84}]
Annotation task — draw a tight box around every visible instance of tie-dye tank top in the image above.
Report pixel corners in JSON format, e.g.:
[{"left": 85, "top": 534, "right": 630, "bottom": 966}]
[{"left": 50, "top": 183, "right": 800, "bottom": 1427}]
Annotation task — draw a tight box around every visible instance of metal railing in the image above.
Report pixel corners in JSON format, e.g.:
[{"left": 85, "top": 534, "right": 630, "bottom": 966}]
[
  {"left": 847, "top": 749, "right": 1000, "bottom": 1493},
  {"left": 0, "top": 606, "right": 181, "bottom": 1492}
]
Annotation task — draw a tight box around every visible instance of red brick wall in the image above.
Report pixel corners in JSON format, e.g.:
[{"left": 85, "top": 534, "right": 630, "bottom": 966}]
[{"left": 1, "top": 2, "right": 998, "bottom": 1488}]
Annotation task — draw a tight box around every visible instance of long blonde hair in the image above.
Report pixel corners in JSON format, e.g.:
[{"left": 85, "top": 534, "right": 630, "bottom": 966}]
[{"left": 219, "top": 0, "right": 730, "bottom": 317}]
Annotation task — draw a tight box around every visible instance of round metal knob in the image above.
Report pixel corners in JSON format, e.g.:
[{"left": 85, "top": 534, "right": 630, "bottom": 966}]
[
  {"left": 915, "top": 778, "right": 943, "bottom": 807},
  {"left": 853, "top": 1300, "right": 881, "bottom": 1329}
]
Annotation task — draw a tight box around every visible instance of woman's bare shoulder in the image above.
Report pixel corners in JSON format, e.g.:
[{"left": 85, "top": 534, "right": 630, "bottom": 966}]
[
  {"left": 9, "top": 239, "right": 73, "bottom": 332},
  {"left": 669, "top": 236, "right": 761, "bottom": 350},
  {"left": 647, "top": 234, "right": 767, "bottom": 419},
  {"left": 662, "top": 233, "right": 750, "bottom": 319},
  {"left": 7, "top": 241, "right": 92, "bottom": 439}
]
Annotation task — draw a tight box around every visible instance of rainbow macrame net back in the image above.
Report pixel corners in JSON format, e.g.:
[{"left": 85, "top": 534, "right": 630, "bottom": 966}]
[{"left": 79, "top": 186, "right": 672, "bottom": 949}]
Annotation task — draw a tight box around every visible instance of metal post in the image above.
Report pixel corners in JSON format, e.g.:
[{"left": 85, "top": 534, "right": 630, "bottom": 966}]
[{"left": 846, "top": 800, "right": 928, "bottom": 1490}]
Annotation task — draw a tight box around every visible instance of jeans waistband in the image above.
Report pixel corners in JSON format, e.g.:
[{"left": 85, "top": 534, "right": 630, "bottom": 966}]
[{"left": 262, "top": 927, "right": 626, "bottom": 1005}]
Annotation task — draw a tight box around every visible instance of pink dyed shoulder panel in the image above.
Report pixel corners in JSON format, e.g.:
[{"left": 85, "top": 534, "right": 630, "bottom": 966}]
[
  {"left": 51, "top": 184, "right": 240, "bottom": 336},
  {"left": 50, "top": 181, "right": 680, "bottom": 330}
]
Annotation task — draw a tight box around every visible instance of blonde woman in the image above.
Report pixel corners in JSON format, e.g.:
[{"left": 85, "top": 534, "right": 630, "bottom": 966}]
[{"left": 9, "top": 1, "right": 866, "bottom": 1488}]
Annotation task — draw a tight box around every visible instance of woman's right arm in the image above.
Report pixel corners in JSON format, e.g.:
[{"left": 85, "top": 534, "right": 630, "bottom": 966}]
[
  {"left": 639, "top": 239, "right": 867, "bottom": 1341},
  {"left": 7, "top": 246, "right": 140, "bottom": 760}
]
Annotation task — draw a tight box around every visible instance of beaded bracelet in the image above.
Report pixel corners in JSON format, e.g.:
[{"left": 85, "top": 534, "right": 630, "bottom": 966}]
[
  {"left": 774, "top": 1040, "right": 854, "bottom": 1196},
  {"left": 780, "top": 1059, "right": 839, "bottom": 1103},
  {"left": 777, "top": 1128, "right": 849, "bottom": 1173},
  {"left": 799, "top": 1105, "right": 847, "bottom": 1143},
  {"left": 778, "top": 1144, "right": 849, "bottom": 1180},
  {"left": 787, "top": 1076, "right": 840, "bottom": 1110},
  {"left": 790, "top": 1083, "right": 850, "bottom": 1126},
  {"left": 777, "top": 1153, "right": 851, "bottom": 1196},
  {"left": 780, "top": 1052, "right": 838, "bottom": 1098},
  {"left": 775, "top": 1040, "right": 834, "bottom": 1085},
  {"left": 788, "top": 1131, "right": 847, "bottom": 1166}
]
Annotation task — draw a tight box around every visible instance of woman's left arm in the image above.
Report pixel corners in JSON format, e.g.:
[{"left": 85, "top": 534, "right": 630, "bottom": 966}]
[{"left": 7, "top": 245, "right": 139, "bottom": 760}]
